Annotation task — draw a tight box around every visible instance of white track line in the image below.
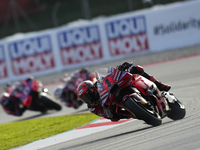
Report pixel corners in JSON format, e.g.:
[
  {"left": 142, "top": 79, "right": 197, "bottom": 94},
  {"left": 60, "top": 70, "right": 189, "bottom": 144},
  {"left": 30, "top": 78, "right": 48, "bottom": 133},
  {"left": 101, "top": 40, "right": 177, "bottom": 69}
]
[{"left": 12, "top": 118, "right": 135, "bottom": 150}]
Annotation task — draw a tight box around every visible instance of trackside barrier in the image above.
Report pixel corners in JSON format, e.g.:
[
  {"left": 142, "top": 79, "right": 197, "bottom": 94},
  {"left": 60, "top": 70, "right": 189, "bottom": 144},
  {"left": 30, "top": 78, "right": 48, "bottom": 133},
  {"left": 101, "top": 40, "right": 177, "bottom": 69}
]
[{"left": 0, "top": 0, "right": 199, "bottom": 84}]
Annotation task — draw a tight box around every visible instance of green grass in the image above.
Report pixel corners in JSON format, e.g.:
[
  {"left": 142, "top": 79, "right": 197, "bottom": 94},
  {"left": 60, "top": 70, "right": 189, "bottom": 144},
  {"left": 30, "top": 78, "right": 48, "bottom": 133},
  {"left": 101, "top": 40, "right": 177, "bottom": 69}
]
[{"left": 0, "top": 113, "right": 100, "bottom": 150}]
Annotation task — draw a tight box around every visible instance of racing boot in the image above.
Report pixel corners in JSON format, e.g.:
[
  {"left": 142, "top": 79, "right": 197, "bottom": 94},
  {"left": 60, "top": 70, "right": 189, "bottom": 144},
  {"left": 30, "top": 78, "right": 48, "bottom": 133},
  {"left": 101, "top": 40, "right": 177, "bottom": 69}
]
[
  {"left": 126, "top": 63, "right": 171, "bottom": 91},
  {"left": 141, "top": 71, "right": 171, "bottom": 92}
]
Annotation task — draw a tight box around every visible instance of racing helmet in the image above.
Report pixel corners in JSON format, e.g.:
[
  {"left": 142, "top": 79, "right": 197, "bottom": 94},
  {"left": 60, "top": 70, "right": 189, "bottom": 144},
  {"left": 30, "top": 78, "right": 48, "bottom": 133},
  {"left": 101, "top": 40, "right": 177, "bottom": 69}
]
[
  {"left": 13, "top": 81, "right": 24, "bottom": 93},
  {"left": 79, "top": 67, "right": 88, "bottom": 73},
  {"left": 77, "top": 80, "right": 95, "bottom": 104},
  {"left": 54, "top": 87, "right": 63, "bottom": 99},
  {"left": 0, "top": 93, "right": 10, "bottom": 107}
]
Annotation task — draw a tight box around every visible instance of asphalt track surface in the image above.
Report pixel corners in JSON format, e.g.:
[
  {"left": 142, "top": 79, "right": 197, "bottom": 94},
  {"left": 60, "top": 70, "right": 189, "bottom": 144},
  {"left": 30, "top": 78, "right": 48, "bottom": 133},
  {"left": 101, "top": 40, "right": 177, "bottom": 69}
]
[{"left": 1, "top": 44, "right": 200, "bottom": 150}]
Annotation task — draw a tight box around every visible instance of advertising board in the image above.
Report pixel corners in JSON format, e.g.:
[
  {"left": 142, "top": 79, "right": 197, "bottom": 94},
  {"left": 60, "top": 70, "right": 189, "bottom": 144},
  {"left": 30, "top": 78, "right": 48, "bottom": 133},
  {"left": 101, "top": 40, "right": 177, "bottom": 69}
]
[
  {"left": 105, "top": 15, "right": 150, "bottom": 57},
  {"left": 0, "top": 45, "right": 8, "bottom": 79},
  {"left": 8, "top": 35, "right": 56, "bottom": 76},
  {"left": 57, "top": 25, "right": 103, "bottom": 66}
]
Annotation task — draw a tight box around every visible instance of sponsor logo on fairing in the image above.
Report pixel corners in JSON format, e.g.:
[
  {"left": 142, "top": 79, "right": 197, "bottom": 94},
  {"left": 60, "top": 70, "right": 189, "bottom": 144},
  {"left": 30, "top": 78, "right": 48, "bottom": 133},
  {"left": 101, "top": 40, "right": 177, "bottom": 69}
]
[
  {"left": 105, "top": 16, "right": 149, "bottom": 56},
  {"left": 58, "top": 26, "right": 103, "bottom": 65},
  {"left": 0, "top": 46, "right": 8, "bottom": 78},
  {"left": 115, "top": 71, "right": 121, "bottom": 82},
  {"left": 100, "top": 92, "right": 109, "bottom": 100},
  {"left": 8, "top": 36, "right": 55, "bottom": 75}
]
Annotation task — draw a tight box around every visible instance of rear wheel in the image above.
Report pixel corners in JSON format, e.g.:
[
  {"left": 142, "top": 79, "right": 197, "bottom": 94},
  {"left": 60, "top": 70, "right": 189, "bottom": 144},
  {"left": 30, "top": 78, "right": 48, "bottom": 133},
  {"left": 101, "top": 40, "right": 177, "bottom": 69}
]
[
  {"left": 124, "top": 97, "right": 162, "bottom": 126},
  {"left": 39, "top": 92, "right": 62, "bottom": 111}
]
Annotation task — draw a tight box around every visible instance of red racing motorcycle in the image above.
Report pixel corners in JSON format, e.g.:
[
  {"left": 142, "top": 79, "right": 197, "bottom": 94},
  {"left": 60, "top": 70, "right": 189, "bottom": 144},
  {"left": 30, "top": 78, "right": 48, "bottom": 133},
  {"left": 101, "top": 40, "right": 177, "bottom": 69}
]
[{"left": 95, "top": 66, "right": 186, "bottom": 126}]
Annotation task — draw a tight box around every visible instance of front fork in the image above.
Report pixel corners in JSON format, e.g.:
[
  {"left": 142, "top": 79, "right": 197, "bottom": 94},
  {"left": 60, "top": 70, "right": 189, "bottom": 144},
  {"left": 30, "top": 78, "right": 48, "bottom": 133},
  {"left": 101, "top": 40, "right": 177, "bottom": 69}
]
[{"left": 153, "top": 88, "right": 171, "bottom": 118}]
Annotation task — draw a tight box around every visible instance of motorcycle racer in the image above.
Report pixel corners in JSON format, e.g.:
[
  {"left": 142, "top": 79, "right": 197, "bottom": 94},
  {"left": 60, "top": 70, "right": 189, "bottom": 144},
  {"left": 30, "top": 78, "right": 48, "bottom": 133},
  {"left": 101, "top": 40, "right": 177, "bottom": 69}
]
[
  {"left": 77, "top": 62, "right": 171, "bottom": 122},
  {"left": 0, "top": 77, "right": 35, "bottom": 116},
  {"left": 54, "top": 68, "right": 95, "bottom": 109},
  {"left": 1, "top": 77, "right": 50, "bottom": 116},
  {"left": 11, "top": 77, "right": 51, "bottom": 113}
]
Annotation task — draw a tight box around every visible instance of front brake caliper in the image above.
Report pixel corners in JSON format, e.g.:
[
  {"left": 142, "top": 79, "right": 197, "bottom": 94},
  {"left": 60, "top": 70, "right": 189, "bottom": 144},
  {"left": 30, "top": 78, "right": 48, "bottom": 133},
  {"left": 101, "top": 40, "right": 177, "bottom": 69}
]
[{"left": 162, "top": 92, "right": 175, "bottom": 103}]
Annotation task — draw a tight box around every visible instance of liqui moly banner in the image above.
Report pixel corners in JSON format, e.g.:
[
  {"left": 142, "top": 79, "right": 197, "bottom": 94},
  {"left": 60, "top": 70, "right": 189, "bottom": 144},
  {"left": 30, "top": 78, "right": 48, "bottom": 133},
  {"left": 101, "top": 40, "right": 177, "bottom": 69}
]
[
  {"left": 105, "top": 15, "right": 150, "bottom": 57},
  {"left": 8, "top": 35, "right": 56, "bottom": 76},
  {"left": 57, "top": 25, "right": 103, "bottom": 66},
  {"left": 0, "top": 45, "right": 8, "bottom": 79},
  {"left": 1, "top": 0, "right": 200, "bottom": 85}
]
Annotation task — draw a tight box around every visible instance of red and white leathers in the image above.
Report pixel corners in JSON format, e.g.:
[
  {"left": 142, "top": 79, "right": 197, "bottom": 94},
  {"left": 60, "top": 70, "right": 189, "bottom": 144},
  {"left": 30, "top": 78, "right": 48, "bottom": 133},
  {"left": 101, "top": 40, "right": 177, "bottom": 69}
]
[
  {"left": 86, "top": 82, "right": 131, "bottom": 122},
  {"left": 88, "top": 102, "right": 131, "bottom": 122}
]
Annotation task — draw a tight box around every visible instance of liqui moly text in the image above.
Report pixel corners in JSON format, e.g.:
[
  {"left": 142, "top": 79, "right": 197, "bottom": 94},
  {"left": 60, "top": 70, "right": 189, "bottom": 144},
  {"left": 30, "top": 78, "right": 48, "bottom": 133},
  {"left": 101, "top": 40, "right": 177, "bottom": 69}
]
[
  {"left": 58, "top": 26, "right": 103, "bottom": 65},
  {"left": 106, "top": 16, "right": 149, "bottom": 56},
  {"left": 8, "top": 36, "right": 55, "bottom": 75}
]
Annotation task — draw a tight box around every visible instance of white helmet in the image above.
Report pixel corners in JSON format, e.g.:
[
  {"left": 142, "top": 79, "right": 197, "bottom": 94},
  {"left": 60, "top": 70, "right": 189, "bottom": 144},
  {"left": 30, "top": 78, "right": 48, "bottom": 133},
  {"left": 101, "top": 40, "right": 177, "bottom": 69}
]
[{"left": 54, "top": 87, "right": 63, "bottom": 99}]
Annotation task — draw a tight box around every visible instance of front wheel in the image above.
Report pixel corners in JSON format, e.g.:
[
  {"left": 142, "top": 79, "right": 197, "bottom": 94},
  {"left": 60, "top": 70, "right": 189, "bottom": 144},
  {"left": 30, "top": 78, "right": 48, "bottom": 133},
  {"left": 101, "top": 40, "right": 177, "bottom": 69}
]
[
  {"left": 167, "top": 98, "right": 186, "bottom": 120},
  {"left": 124, "top": 97, "right": 162, "bottom": 126}
]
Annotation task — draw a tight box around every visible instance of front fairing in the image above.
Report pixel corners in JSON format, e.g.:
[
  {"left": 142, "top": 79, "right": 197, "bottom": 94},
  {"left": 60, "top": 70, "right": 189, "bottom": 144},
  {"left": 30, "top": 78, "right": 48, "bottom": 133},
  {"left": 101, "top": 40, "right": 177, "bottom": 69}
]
[
  {"left": 131, "top": 75, "right": 156, "bottom": 96},
  {"left": 95, "top": 67, "right": 115, "bottom": 107},
  {"left": 95, "top": 66, "right": 132, "bottom": 108}
]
